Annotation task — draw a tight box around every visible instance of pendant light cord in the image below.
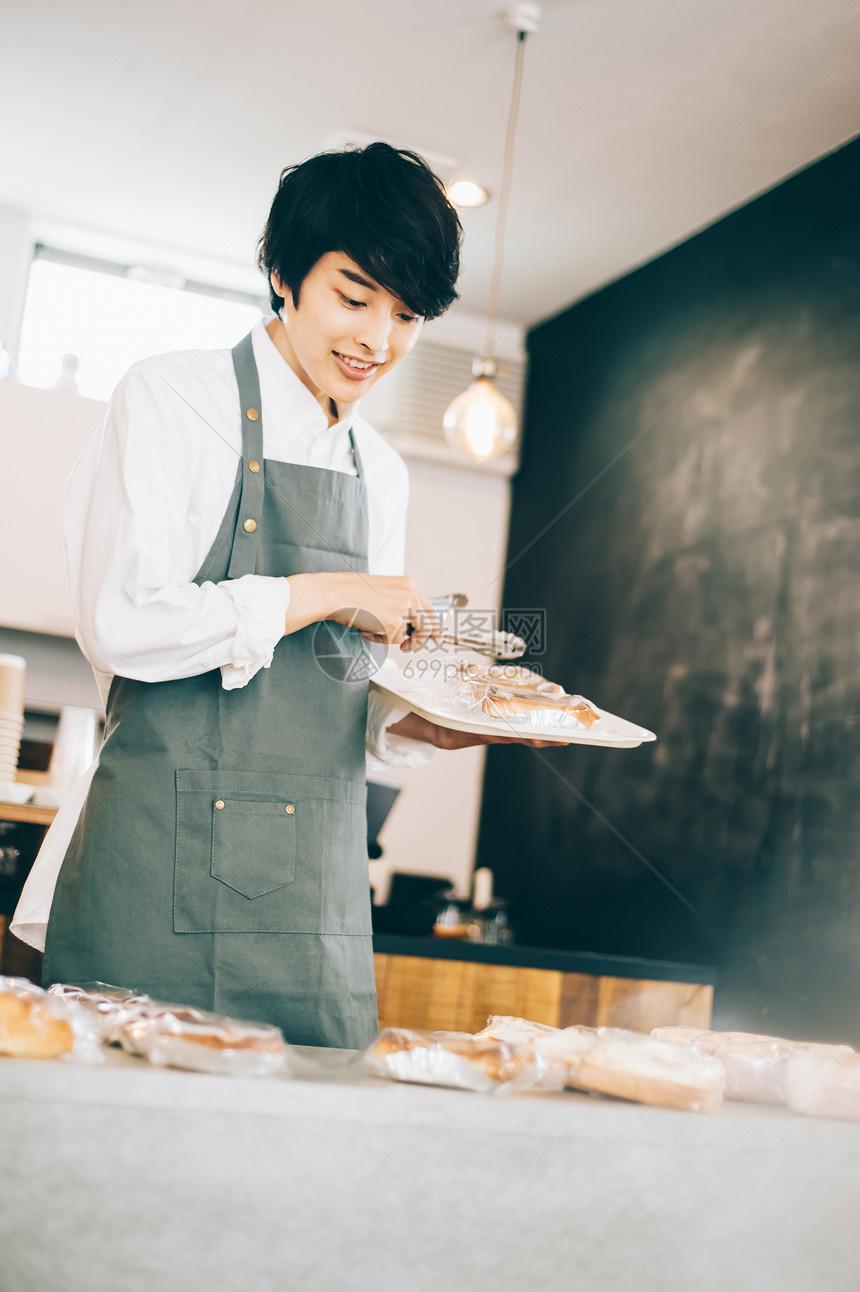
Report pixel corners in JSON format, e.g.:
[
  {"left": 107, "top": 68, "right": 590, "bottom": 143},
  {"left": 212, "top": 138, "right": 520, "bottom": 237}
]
[{"left": 483, "top": 30, "right": 528, "bottom": 360}]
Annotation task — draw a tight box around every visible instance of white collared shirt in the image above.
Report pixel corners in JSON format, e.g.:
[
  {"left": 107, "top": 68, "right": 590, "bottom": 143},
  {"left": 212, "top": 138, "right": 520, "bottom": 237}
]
[
  {"left": 67, "top": 318, "right": 409, "bottom": 695},
  {"left": 11, "top": 319, "right": 427, "bottom": 951}
]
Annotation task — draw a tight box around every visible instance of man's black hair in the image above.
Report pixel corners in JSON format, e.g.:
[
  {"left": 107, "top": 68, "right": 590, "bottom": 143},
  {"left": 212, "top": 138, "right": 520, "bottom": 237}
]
[{"left": 257, "top": 142, "right": 462, "bottom": 320}]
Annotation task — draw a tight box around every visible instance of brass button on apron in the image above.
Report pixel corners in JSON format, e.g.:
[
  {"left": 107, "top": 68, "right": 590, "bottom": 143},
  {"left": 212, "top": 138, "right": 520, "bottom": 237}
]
[
  {"left": 285, "top": 803, "right": 295, "bottom": 814},
  {"left": 248, "top": 460, "right": 261, "bottom": 473},
  {"left": 215, "top": 800, "right": 225, "bottom": 810},
  {"left": 246, "top": 407, "right": 259, "bottom": 421},
  {"left": 243, "top": 518, "right": 257, "bottom": 533}
]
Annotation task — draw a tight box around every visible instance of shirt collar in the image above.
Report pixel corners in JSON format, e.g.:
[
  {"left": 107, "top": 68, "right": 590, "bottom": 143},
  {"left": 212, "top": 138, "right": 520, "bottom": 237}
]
[{"left": 251, "top": 317, "right": 356, "bottom": 438}]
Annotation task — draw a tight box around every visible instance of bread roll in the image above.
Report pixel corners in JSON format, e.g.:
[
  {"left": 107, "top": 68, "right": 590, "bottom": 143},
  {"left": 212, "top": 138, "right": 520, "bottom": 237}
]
[
  {"left": 0, "top": 991, "right": 74, "bottom": 1060},
  {"left": 573, "top": 1034, "right": 725, "bottom": 1113}
]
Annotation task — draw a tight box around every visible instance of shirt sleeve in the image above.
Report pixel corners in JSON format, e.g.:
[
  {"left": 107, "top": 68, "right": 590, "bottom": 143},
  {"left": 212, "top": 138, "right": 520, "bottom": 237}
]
[
  {"left": 65, "top": 362, "right": 290, "bottom": 690},
  {"left": 364, "top": 451, "right": 435, "bottom": 769}
]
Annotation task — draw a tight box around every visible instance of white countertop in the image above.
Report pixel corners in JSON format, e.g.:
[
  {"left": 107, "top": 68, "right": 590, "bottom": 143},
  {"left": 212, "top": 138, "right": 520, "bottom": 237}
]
[{"left": 2, "top": 1046, "right": 859, "bottom": 1292}]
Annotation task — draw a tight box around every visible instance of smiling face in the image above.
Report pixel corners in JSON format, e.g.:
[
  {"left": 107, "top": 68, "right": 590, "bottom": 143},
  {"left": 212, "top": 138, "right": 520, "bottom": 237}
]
[{"left": 269, "top": 252, "right": 424, "bottom": 409}]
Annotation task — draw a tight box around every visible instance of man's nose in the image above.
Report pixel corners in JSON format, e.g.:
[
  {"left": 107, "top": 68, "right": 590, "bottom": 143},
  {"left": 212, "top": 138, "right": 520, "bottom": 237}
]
[{"left": 355, "top": 308, "right": 392, "bottom": 357}]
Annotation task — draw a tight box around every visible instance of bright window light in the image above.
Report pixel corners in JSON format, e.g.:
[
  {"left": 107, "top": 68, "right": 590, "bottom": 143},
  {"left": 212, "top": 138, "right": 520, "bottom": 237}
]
[{"left": 16, "top": 252, "right": 265, "bottom": 402}]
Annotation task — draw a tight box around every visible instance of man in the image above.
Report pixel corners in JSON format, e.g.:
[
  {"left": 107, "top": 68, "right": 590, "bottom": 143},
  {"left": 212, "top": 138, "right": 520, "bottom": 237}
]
[{"left": 18, "top": 144, "right": 547, "bottom": 1048}]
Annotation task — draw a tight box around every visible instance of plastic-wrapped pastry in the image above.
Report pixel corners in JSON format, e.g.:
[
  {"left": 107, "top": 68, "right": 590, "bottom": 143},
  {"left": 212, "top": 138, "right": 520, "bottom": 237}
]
[
  {"left": 0, "top": 977, "right": 74, "bottom": 1060},
  {"left": 474, "top": 1016, "right": 598, "bottom": 1082},
  {"left": 475, "top": 1014, "right": 561, "bottom": 1043},
  {"left": 117, "top": 1000, "right": 291, "bottom": 1077},
  {"left": 363, "top": 1028, "right": 564, "bottom": 1094},
  {"left": 786, "top": 1051, "right": 860, "bottom": 1122},
  {"left": 48, "top": 982, "right": 152, "bottom": 1044},
  {"left": 452, "top": 660, "right": 601, "bottom": 731},
  {"left": 572, "top": 1028, "right": 725, "bottom": 1113},
  {"left": 477, "top": 687, "right": 600, "bottom": 729},
  {"left": 456, "top": 663, "right": 565, "bottom": 697},
  {"left": 651, "top": 1026, "right": 854, "bottom": 1105},
  {"left": 535, "top": 1025, "right": 599, "bottom": 1081}
]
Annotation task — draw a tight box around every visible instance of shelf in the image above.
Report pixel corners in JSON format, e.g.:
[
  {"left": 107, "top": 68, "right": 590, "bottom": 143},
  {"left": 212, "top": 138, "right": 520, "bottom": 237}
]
[{"left": 0, "top": 801, "right": 58, "bottom": 826}]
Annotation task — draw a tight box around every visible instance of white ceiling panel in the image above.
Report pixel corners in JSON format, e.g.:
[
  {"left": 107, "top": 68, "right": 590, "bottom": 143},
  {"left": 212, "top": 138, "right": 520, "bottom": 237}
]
[{"left": 0, "top": 0, "right": 857, "bottom": 326}]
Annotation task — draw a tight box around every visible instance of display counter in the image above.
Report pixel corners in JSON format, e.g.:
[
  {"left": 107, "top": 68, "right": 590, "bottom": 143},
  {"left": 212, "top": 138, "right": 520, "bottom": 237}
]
[
  {"left": 2, "top": 1046, "right": 858, "bottom": 1292},
  {"left": 373, "top": 934, "right": 716, "bottom": 1034}
]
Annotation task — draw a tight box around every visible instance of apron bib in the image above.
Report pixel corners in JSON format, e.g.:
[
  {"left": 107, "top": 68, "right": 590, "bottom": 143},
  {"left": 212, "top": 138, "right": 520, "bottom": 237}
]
[{"left": 43, "top": 332, "right": 378, "bottom": 1049}]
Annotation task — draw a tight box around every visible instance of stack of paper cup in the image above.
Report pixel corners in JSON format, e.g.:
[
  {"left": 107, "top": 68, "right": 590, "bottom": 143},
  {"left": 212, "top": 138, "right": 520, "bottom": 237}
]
[{"left": 0, "top": 654, "right": 26, "bottom": 781}]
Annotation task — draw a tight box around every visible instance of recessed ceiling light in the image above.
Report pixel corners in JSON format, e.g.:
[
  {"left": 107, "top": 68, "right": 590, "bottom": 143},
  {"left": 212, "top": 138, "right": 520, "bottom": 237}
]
[{"left": 446, "top": 180, "right": 490, "bottom": 209}]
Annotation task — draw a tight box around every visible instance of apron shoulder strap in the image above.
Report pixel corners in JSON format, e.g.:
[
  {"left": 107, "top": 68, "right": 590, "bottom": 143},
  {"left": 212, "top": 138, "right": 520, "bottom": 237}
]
[{"left": 227, "top": 331, "right": 266, "bottom": 580}]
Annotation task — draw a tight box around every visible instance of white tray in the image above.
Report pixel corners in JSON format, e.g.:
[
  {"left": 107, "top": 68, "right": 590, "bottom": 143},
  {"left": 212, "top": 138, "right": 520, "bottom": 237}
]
[{"left": 369, "top": 659, "right": 657, "bottom": 750}]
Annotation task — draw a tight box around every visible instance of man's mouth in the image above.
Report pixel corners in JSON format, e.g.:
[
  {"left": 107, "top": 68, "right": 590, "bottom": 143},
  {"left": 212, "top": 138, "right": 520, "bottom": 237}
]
[{"left": 333, "top": 352, "right": 381, "bottom": 380}]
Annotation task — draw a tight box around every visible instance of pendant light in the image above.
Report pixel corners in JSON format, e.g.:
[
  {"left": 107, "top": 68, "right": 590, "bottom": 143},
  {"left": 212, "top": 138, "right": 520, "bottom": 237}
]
[{"left": 443, "top": 3, "right": 539, "bottom": 463}]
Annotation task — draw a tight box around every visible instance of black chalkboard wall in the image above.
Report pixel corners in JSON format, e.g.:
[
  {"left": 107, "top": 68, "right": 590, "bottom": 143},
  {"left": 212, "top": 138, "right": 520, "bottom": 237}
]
[{"left": 476, "top": 135, "right": 860, "bottom": 1043}]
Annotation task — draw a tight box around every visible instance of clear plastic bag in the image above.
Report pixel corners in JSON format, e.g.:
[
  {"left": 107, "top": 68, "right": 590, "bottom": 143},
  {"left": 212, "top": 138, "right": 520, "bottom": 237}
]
[
  {"left": 452, "top": 674, "right": 601, "bottom": 732},
  {"left": 0, "top": 974, "right": 83, "bottom": 1060},
  {"left": 786, "top": 1051, "right": 860, "bottom": 1122},
  {"left": 116, "top": 999, "right": 292, "bottom": 1078},
  {"left": 570, "top": 1027, "right": 726, "bottom": 1113},
  {"left": 362, "top": 1027, "right": 566, "bottom": 1094},
  {"left": 475, "top": 1014, "right": 561, "bottom": 1043},
  {"left": 651, "top": 1026, "right": 854, "bottom": 1105},
  {"left": 456, "top": 664, "right": 566, "bottom": 698},
  {"left": 398, "top": 658, "right": 605, "bottom": 735},
  {"left": 48, "top": 981, "right": 152, "bottom": 1044},
  {"left": 534, "top": 1025, "right": 600, "bottom": 1082}
]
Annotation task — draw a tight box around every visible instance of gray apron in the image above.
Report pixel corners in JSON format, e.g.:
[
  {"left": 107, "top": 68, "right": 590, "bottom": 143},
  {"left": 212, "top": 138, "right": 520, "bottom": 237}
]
[{"left": 43, "top": 332, "right": 378, "bottom": 1049}]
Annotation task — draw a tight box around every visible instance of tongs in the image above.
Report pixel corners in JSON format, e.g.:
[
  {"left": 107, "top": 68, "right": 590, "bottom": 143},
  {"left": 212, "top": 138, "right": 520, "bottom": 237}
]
[{"left": 426, "top": 594, "right": 527, "bottom": 660}]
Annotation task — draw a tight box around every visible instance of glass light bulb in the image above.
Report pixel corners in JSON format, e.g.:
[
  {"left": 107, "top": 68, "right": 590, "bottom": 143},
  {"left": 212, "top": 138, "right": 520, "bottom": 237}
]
[
  {"left": 446, "top": 180, "right": 490, "bottom": 209},
  {"left": 442, "top": 378, "right": 519, "bottom": 462}
]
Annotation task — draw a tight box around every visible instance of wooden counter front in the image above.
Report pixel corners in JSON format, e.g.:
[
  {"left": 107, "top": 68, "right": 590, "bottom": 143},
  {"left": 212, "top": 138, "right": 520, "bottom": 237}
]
[{"left": 373, "top": 950, "right": 713, "bottom": 1035}]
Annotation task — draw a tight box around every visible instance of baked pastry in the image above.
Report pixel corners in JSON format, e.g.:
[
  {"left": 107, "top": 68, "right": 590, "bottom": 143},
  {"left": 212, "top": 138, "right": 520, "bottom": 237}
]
[
  {"left": 0, "top": 991, "right": 74, "bottom": 1060},
  {"left": 572, "top": 1032, "right": 725, "bottom": 1112},
  {"left": 787, "top": 1051, "right": 860, "bottom": 1122},
  {"left": 652, "top": 1027, "right": 855, "bottom": 1105},
  {"left": 163, "top": 1027, "right": 286, "bottom": 1054},
  {"left": 534, "top": 1025, "right": 598, "bottom": 1081},
  {"left": 117, "top": 1001, "right": 290, "bottom": 1076},
  {"left": 48, "top": 982, "right": 152, "bottom": 1043},
  {"left": 479, "top": 687, "right": 600, "bottom": 728},
  {"left": 365, "top": 1028, "right": 543, "bottom": 1092},
  {"left": 458, "top": 663, "right": 565, "bottom": 697},
  {"left": 475, "top": 1015, "right": 560, "bottom": 1043}
]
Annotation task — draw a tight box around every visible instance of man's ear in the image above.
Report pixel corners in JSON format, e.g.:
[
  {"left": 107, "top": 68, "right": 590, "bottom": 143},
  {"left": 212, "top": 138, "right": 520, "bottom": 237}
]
[{"left": 270, "top": 272, "right": 290, "bottom": 307}]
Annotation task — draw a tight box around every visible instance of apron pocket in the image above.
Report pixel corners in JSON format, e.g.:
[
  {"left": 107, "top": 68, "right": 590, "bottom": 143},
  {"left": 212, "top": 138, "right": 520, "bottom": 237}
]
[
  {"left": 210, "top": 798, "right": 296, "bottom": 899},
  {"left": 174, "top": 769, "right": 367, "bottom": 935}
]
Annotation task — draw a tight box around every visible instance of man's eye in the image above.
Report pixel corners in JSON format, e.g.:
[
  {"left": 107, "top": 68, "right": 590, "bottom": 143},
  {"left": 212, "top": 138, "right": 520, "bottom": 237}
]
[
  {"left": 400, "top": 313, "right": 419, "bottom": 324},
  {"left": 340, "top": 294, "right": 365, "bottom": 308}
]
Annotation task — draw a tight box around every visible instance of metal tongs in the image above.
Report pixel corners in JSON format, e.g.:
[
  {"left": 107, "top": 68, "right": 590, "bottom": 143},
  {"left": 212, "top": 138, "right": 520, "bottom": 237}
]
[{"left": 426, "top": 594, "right": 527, "bottom": 660}]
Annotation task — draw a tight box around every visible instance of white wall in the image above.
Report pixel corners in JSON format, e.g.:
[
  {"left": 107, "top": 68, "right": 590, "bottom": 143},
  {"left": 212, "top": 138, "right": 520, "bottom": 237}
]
[
  {"left": 0, "top": 382, "right": 106, "bottom": 638},
  {"left": 0, "top": 207, "right": 32, "bottom": 370},
  {"left": 369, "top": 459, "right": 512, "bottom": 903}
]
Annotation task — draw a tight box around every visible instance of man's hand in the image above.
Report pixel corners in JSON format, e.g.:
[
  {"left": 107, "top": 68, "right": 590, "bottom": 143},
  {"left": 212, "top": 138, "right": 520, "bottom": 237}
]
[
  {"left": 387, "top": 712, "right": 567, "bottom": 750},
  {"left": 284, "top": 573, "right": 440, "bottom": 650}
]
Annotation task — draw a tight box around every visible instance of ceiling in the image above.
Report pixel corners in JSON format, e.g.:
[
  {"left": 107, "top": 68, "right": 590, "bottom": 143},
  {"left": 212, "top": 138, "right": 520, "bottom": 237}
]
[{"left": 1, "top": 0, "right": 858, "bottom": 329}]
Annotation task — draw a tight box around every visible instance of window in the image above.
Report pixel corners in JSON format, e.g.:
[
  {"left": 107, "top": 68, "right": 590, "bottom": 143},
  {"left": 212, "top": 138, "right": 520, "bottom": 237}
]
[{"left": 16, "top": 247, "right": 265, "bottom": 402}]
